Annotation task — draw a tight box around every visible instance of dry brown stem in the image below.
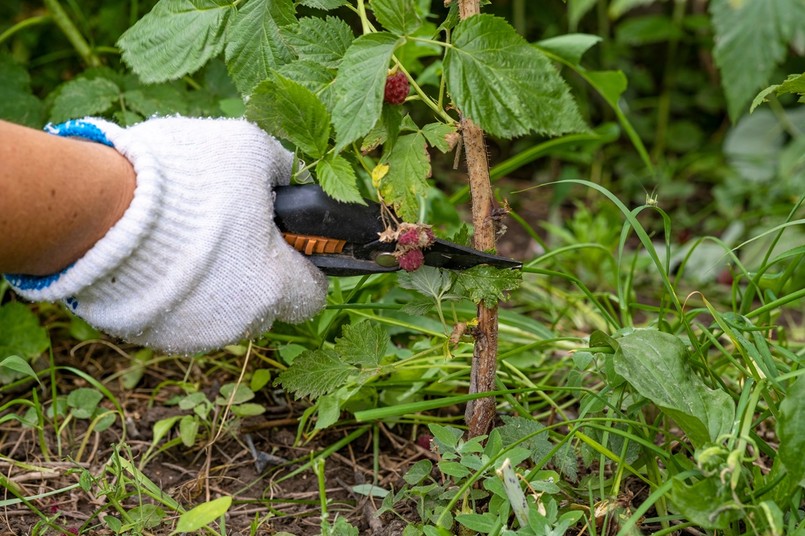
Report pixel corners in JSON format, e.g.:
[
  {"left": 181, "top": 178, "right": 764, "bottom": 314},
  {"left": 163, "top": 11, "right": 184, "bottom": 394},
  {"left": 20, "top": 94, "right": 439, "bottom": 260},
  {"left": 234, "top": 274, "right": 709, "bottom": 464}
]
[{"left": 458, "top": 0, "right": 500, "bottom": 438}]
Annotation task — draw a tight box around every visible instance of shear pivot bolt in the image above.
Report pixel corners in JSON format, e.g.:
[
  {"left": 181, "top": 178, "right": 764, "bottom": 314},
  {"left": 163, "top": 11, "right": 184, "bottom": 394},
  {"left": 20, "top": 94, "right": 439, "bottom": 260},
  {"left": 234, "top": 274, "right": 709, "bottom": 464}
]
[{"left": 374, "top": 252, "right": 399, "bottom": 268}]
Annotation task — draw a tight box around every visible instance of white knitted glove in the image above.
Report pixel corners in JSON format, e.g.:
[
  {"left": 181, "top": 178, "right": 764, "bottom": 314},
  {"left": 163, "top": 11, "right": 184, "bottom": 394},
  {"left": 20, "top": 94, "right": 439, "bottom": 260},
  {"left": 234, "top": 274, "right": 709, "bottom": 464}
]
[{"left": 7, "top": 117, "right": 328, "bottom": 353}]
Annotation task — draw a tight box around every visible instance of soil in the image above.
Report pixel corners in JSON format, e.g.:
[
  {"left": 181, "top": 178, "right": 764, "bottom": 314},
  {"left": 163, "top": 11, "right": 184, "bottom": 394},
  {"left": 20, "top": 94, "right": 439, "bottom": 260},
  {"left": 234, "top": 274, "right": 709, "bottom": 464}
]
[{"left": 0, "top": 334, "right": 426, "bottom": 536}]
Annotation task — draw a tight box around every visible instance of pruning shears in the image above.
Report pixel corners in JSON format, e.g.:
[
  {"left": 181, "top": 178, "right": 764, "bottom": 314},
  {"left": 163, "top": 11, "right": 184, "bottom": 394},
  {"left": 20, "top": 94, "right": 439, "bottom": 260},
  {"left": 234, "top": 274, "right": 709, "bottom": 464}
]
[{"left": 273, "top": 184, "right": 522, "bottom": 276}]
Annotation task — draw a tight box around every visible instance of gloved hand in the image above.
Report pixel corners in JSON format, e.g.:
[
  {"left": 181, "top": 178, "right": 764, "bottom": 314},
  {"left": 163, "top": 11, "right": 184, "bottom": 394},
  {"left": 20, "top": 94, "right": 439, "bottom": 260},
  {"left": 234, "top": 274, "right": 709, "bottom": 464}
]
[{"left": 7, "top": 116, "right": 328, "bottom": 353}]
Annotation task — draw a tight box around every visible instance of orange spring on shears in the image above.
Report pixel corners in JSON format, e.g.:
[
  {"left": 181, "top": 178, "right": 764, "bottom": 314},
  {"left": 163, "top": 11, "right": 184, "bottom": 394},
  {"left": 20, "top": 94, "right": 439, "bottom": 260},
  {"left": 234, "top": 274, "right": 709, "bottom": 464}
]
[{"left": 282, "top": 233, "right": 347, "bottom": 256}]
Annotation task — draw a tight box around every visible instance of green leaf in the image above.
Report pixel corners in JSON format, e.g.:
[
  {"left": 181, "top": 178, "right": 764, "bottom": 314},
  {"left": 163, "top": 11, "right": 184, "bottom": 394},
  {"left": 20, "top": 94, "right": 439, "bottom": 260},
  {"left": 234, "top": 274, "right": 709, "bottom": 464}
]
[
  {"left": 334, "top": 322, "right": 390, "bottom": 367},
  {"left": 710, "top": 0, "right": 805, "bottom": 120},
  {"left": 614, "top": 330, "right": 735, "bottom": 447},
  {"left": 225, "top": 0, "right": 295, "bottom": 94},
  {"left": 246, "top": 74, "right": 331, "bottom": 158},
  {"left": 0, "top": 356, "right": 40, "bottom": 384},
  {"left": 456, "top": 512, "right": 500, "bottom": 533},
  {"left": 285, "top": 16, "right": 353, "bottom": 68},
  {"left": 421, "top": 122, "right": 458, "bottom": 153},
  {"left": 777, "top": 374, "right": 805, "bottom": 484},
  {"left": 615, "top": 14, "right": 682, "bottom": 46},
  {"left": 118, "top": 0, "right": 235, "bottom": 84},
  {"left": 152, "top": 416, "right": 181, "bottom": 445},
  {"left": 127, "top": 504, "right": 165, "bottom": 530},
  {"left": 370, "top": 0, "right": 423, "bottom": 35},
  {"left": 275, "top": 349, "right": 358, "bottom": 399},
  {"left": 0, "top": 303, "right": 49, "bottom": 361},
  {"left": 298, "top": 0, "right": 348, "bottom": 9},
  {"left": 50, "top": 77, "right": 120, "bottom": 123},
  {"left": 438, "top": 460, "right": 471, "bottom": 479},
  {"left": 179, "top": 415, "right": 199, "bottom": 447},
  {"left": 250, "top": 369, "right": 272, "bottom": 391},
  {"left": 0, "top": 55, "right": 44, "bottom": 127},
  {"left": 752, "top": 73, "right": 805, "bottom": 112},
  {"left": 331, "top": 32, "right": 403, "bottom": 151},
  {"left": 497, "top": 416, "right": 553, "bottom": 466},
  {"left": 609, "top": 0, "right": 658, "bottom": 18},
  {"left": 379, "top": 132, "right": 431, "bottom": 221},
  {"left": 584, "top": 70, "right": 628, "bottom": 108},
  {"left": 398, "top": 266, "right": 455, "bottom": 301},
  {"left": 403, "top": 459, "right": 433, "bottom": 485},
  {"left": 535, "top": 34, "right": 602, "bottom": 66},
  {"left": 174, "top": 496, "right": 232, "bottom": 532},
  {"left": 428, "top": 423, "right": 463, "bottom": 452},
  {"left": 215, "top": 383, "right": 255, "bottom": 405},
  {"left": 316, "top": 153, "right": 364, "bottom": 204},
  {"left": 444, "top": 14, "right": 586, "bottom": 139},
  {"left": 455, "top": 265, "right": 522, "bottom": 307},
  {"left": 67, "top": 388, "right": 104, "bottom": 420},
  {"left": 670, "top": 477, "right": 739, "bottom": 529},
  {"left": 231, "top": 402, "right": 266, "bottom": 417}
]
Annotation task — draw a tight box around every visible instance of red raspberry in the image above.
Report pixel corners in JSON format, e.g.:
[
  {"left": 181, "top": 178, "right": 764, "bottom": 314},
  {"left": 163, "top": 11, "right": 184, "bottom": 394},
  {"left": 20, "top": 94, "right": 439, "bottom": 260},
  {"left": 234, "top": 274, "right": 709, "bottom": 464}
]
[
  {"left": 398, "top": 228, "right": 419, "bottom": 246},
  {"left": 419, "top": 227, "right": 435, "bottom": 248},
  {"left": 398, "top": 249, "right": 424, "bottom": 271},
  {"left": 384, "top": 72, "right": 409, "bottom": 105}
]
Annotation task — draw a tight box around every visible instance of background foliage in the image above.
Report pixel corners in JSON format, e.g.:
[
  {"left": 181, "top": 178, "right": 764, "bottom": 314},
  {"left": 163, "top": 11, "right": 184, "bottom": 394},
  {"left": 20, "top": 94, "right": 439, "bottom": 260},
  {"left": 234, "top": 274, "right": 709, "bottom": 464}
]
[{"left": 1, "top": 0, "right": 804, "bottom": 535}]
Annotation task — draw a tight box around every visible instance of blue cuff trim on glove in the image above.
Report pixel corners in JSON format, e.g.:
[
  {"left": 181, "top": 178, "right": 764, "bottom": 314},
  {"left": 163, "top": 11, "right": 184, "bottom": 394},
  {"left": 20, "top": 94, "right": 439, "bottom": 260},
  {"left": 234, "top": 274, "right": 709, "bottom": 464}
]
[
  {"left": 44, "top": 120, "right": 114, "bottom": 147},
  {"left": 3, "top": 120, "right": 114, "bottom": 297}
]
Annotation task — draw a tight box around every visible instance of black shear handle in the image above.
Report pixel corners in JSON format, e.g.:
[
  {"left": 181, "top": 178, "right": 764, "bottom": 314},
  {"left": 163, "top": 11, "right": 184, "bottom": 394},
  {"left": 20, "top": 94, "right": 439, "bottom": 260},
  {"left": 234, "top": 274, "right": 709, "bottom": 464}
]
[{"left": 273, "top": 184, "right": 384, "bottom": 243}]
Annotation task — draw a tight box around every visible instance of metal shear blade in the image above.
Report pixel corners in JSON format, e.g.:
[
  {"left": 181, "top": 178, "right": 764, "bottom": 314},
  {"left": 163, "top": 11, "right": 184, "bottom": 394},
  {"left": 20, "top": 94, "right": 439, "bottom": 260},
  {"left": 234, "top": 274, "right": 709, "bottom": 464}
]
[{"left": 273, "top": 184, "right": 522, "bottom": 276}]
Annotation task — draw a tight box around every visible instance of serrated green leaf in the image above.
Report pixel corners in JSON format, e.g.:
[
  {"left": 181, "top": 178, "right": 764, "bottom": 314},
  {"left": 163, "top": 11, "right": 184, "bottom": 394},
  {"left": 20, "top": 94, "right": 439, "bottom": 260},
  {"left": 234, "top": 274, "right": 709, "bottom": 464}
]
[
  {"left": 334, "top": 322, "right": 390, "bottom": 367},
  {"left": 118, "top": 0, "right": 235, "bottom": 84},
  {"left": 454, "top": 265, "right": 522, "bottom": 307},
  {"left": 225, "top": 0, "right": 295, "bottom": 95},
  {"left": 778, "top": 374, "right": 805, "bottom": 484},
  {"left": 50, "top": 78, "right": 120, "bottom": 123},
  {"left": 0, "top": 55, "right": 44, "bottom": 127},
  {"left": 247, "top": 74, "right": 331, "bottom": 158},
  {"left": 316, "top": 153, "right": 364, "bottom": 204},
  {"left": 331, "top": 32, "right": 403, "bottom": 151},
  {"left": 122, "top": 85, "right": 191, "bottom": 117},
  {"left": 275, "top": 349, "right": 358, "bottom": 399},
  {"left": 175, "top": 496, "right": 232, "bottom": 532},
  {"left": 710, "top": 0, "right": 805, "bottom": 120},
  {"left": 298, "top": 0, "right": 348, "bottom": 9},
  {"left": 421, "top": 122, "right": 458, "bottom": 153},
  {"left": 370, "top": 0, "right": 423, "bottom": 35},
  {"left": 285, "top": 16, "right": 353, "bottom": 68},
  {"left": 0, "top": 303, "right": 49, "bottom": 361},
  {"left": 614, "top": 330, "right": 735, "bottom": 447},
  {"left": 535, "top": 34, "right": 602, "bottom": 66},
  {"left": 379, "top": 132, "right": 431, "bottom": 221},
  {"left": 444, "top": 14, "right": 586, "bottom": 139},
  {"left": 497, "top": 416, "right": 553, "bottom": 466},
  {"left": 398, "top": 266, "right": 455, "bottom": 300}
]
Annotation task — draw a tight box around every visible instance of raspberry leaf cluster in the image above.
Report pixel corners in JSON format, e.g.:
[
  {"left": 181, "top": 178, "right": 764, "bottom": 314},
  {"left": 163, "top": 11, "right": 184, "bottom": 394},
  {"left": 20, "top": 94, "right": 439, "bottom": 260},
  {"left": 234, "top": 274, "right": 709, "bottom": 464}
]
[{"left": 118, "top": 0, "right": 586, "bottom": 223}]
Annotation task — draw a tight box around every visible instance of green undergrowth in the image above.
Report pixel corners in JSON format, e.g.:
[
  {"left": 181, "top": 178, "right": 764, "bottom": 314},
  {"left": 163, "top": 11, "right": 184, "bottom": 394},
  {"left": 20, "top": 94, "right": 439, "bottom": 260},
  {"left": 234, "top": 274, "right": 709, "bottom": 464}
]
[{"left": 2, "top": 0, "right": 805, "bottom": 534}]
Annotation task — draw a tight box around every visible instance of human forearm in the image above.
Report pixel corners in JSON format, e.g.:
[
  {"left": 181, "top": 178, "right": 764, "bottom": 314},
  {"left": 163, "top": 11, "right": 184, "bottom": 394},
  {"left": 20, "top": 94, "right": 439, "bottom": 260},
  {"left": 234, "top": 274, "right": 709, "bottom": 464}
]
[{"left": 0, "top": 120, "right": 136, "bottom": 275}]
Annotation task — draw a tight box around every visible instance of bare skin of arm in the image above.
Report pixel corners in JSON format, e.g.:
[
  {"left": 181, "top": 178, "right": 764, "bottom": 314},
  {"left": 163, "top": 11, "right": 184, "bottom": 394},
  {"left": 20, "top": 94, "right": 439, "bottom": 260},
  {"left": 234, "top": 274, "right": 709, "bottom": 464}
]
[{"left": 0, "top": 120, "right": 136, "bottom": 276}]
